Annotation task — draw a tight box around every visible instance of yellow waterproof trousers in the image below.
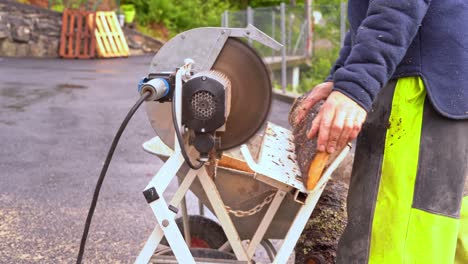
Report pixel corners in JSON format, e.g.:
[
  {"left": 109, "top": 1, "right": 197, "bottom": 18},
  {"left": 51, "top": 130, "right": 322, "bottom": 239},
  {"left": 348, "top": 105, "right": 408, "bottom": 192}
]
[{"left": 336, "top": 77, "right": 468, "bottom": 263}]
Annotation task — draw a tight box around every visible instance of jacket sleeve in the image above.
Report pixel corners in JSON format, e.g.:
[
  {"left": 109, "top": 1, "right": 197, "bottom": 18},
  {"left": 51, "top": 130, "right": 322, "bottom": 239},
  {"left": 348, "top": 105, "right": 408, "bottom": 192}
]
[
  {"left": 325, "top": 31, "right": 352, "bottom": 82},
  {"left": 332, "top": 0, "right": 431, "bottom": 112}
]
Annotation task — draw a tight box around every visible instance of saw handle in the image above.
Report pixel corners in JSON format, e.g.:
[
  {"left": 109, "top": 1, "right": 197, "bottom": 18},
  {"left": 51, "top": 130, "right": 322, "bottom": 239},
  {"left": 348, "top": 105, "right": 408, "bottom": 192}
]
[{"left": 306, "top": 151, "right": 330, "bottom": 190}]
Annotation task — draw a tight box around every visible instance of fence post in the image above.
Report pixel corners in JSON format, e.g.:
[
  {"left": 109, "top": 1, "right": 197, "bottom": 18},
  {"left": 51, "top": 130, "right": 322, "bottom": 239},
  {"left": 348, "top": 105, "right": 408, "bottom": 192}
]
[
  {"left": 305, "top": 0, "right": 312, "bottom": 58},
  {"left": 247, "top": 6, "right": 254, "bottom": 46},
  {"left": 222, "top": 10, "right": 229, "bottom": 27},
  {"left": 247, "top": 6, "right": 254, "bottom": 25},
  {"left": 280, "top": 2, "right": 287, "bottom": 93},
  {"left": 272, "top": 9, "right": 276, "bottom": 58},
  {"left": 340, "top": 1, "right": 346, "bottom": 47},
  {"left": 287, "top": 12, "right": 294, "bottom": 55}
]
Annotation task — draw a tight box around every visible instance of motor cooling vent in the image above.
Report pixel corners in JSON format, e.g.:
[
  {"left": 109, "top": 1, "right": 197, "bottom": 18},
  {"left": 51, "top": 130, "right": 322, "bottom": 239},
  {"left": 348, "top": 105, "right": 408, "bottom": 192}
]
[{"left": 191, "top": 91, "right": 217, "bottom": 120}]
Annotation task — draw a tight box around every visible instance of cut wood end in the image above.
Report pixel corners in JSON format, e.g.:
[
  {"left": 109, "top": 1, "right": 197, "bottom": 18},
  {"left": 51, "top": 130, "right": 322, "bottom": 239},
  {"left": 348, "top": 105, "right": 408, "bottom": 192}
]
[
  {"left": 217, "top": 155, "right": 254, "bottom": 173},
  {"left": 306, "top": 151, "right": 330, "bottom": 190}
]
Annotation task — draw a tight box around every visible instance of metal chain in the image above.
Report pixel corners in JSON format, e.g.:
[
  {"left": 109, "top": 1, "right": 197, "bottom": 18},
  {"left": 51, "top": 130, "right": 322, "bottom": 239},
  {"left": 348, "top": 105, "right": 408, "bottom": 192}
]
[{"left": 225, "top": 191, "right": 276, "bottom": 218}]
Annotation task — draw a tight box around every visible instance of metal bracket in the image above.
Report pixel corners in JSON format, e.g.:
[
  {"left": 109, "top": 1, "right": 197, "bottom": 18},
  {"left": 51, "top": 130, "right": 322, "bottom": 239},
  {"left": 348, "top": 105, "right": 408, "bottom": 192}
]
[
  {"left": 149, "top": 25, "right": 282, "bottom": 74},
  {"left": 143, "top": 187, "right": 159, "bottom": 203},
  {"left": 227, "top": 24, "right": 282, "bottom": 51},
  {"left": 168, "top": 204, "right": 179, "bottom": 214}
]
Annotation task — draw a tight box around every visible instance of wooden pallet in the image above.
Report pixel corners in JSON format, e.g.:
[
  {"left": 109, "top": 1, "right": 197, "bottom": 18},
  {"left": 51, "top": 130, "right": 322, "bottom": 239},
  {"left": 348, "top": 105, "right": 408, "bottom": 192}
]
[
  {"left": 59, "top": 9, "right": 96, "bottom": 59},
  {"left": 94, "top": 11, "right": 130, "bottom": 58}
]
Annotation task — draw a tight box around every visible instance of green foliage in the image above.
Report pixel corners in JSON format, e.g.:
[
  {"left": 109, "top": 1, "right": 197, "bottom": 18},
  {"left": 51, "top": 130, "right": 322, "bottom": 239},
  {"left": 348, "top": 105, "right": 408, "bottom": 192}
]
[
  {"left": 298, "top": 47, "right": 339, "bottom": 93},
  {"left": 296, "top": 1, "right": 347, "bottom": 94},
  {"left": 121, "top": 0, "right": 347, "bottom": 94},
  {"left": 45, "top": 0, "right": 88, "bottom": 9},
  {"left": 123, "top": 0, "right": 231, "bottom": 38},
  {"left": 51, "top": 4, "right": 64, "bottom": 12},
  {"left": 246, "top": 0, "right": 285, "bottom": 8}
]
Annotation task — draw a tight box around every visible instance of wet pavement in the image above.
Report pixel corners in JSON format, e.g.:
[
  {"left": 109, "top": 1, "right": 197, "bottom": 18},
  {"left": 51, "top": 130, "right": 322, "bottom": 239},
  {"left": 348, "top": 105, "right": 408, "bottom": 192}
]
[{"left": 0, "top": 56, "right": 292, "bottom": 263}]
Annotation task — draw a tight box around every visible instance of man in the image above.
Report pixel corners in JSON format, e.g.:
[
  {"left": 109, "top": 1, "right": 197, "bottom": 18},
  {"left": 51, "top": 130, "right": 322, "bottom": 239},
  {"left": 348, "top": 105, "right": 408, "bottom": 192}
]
[{"left": 297, "top": 0, "right": 468, "bottom": 263}]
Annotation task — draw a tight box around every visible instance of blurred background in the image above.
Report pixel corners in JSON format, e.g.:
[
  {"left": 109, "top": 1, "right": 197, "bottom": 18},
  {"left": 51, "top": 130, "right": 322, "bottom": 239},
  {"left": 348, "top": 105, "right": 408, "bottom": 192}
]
[{"left": 9, "top": 0, "right": 348, "bottom": 94}]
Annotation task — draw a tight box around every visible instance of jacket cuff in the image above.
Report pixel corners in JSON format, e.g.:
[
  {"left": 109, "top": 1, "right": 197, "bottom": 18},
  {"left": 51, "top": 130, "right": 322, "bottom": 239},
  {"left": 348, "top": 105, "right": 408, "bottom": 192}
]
[
  {"left": 333, "top": 81, "right": 373, "bottom": 112},
  {"left": 324, "top": 75, "right": 334, "bottom": 82}
]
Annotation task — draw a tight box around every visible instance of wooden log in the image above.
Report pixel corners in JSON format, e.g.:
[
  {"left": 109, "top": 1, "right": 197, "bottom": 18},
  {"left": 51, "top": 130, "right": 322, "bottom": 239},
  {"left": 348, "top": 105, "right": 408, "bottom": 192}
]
[
  {"left": 294, "top": 178, "right": 349, "bottom": 263},
  {"left": 288, "top": 91, "right": 345, "bottom": 190},
  {"left": 289, "top": 91, "right": 352, "bottom": 263}
]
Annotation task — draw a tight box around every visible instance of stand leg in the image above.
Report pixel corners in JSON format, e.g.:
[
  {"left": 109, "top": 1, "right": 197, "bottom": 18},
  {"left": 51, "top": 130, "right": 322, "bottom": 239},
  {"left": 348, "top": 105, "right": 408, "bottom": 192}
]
[
  {"left": 273, "top": 184, "right": 327, "bottom": 264},
  {"left": 198, "top": 168, "right": 250, "bottom": 262},
  {"left": 147, "top": 195, "right": 195, "bottom": 264},
  {"left": 198, "top": 200, "right": 205, "bottom": 216},
  {"left": 178, "top": 176, "right": 192, "bottom": 247},
  {"left": 246, "top": 190, "right": 286, "bottom": 258},
  {"left": 135, "top": 225, "right": 165, "bottom": 263},
  {"left": 145, "top": 152, "right": 184, "bottom": 194},
  {"left": 135, "top": 160, "right": 198, "bottom": 264}
]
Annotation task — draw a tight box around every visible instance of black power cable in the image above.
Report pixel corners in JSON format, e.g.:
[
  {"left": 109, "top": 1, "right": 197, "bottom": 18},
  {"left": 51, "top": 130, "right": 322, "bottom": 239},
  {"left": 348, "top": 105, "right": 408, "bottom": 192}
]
[
  {"left": 171, "top": 92, "right": 205, "bottom": 170},
  {"left": 76, "top": 92, "right": 150, "bottom": 264}
]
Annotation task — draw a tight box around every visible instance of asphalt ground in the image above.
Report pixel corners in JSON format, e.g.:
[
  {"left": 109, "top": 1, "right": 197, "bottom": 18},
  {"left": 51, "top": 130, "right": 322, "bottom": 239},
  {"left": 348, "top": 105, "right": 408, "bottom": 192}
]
[{"left": 0, "top": 56, "right": 293, "bottom": 263}]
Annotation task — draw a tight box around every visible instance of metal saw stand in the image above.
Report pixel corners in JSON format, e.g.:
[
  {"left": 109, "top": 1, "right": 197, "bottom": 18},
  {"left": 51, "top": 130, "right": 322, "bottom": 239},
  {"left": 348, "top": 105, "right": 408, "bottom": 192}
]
[{"left": 135, "top": 123, "right": 350, "bottom": 264}]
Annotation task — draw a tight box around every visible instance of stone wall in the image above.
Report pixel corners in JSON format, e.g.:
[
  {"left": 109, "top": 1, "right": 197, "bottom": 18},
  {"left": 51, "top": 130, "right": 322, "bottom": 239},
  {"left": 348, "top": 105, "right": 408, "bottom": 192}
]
[
  {"left": 124, "top": 27, "right": 164, "bottom": 56},
  {"left": 0, "top": 0, "right": 62, "bottom": 57},
  {"left": 0, "top": 0, "right": 163, "bottom": 58}
]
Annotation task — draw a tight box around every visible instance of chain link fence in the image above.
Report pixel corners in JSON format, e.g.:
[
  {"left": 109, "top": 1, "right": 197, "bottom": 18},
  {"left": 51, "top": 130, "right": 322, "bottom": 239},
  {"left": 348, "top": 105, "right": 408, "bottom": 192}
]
[
  {"left": 222, "top": 4, "right": 308, "bottom": 59},
  {"left": 222, "top": 2, "right": 347, "bottom": 93}
]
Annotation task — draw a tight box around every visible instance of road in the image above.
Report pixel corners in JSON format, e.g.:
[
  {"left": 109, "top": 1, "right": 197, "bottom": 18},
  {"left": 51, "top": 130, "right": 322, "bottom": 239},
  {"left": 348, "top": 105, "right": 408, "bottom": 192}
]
[{"left": 0, "top": 56, "right": 293, "bottom": 263}]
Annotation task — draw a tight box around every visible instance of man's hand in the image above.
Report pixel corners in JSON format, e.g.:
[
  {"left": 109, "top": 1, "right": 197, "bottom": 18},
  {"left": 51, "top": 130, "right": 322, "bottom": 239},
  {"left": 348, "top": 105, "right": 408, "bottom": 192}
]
[
  {"left": 307, "top": 91, "right": 367, "bottom": 154},
  {"left": 295, "top": 81, "right": 334, "bottom": 123}
]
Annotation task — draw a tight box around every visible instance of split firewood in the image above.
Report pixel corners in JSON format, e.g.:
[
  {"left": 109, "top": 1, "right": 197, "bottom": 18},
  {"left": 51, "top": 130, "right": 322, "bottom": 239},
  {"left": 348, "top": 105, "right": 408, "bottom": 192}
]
[
  {"left": 289, "top": 91, "right": 353, "bottom": 263},
  {"left": 288, "top": 91, "right": 343, "bottom": 190}
]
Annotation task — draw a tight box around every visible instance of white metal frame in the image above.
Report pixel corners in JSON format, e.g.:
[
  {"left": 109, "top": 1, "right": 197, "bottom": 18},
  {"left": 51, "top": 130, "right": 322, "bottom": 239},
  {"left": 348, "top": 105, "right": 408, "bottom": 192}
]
[
  {"left": 136, "top": 138, "right": 349, "bottom": 264},
  {"left": 135, "top": 61, "right": 351, "bottom": 263}
]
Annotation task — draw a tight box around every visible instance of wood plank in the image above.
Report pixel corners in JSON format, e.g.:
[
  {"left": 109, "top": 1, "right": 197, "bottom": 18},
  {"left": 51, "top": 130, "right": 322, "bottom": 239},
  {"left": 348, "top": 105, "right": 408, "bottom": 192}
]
[
  {"left": 92, "top": 11, "right": 130, "bottom": 58},
  {"left": 85, "top": 13, "right": 96, "bottom": 59},
  {"left": 105, "top": 13, "right": 124, "bottom": 56},
  {"left": 59, "top": 9, "right": 96, "bottom": 59},
  {"left": 103, "top": 13, "right": 121, "bottom": 56},
  {"left": 107, "top": 12, "right": 129, "bottom": 56},
  {"left": 81, "top": 12, "right": 89, "bottom": 59},
  {"left": 95, "top": 13, "right": 112, "bottom": 57},
  {"left": 74, "top": 11, "right": 82, "bottom": 58},
  {"left": 67, "top": 11, "right": 75, "bottom": 58},
  {"left": 217, "top": 155, "right": 254, "bottom": 173},
  {"left": 59, "top": 10, "right": 68, "bottom": 57},
  {"left": 99, "top": 12, "right": 118, "bottom": 56}
]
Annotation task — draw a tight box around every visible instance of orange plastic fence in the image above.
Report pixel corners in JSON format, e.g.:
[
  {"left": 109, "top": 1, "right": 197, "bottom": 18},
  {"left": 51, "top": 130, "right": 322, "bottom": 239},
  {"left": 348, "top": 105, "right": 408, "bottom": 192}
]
[{"left": 59, "top": 9, "right": 96, "bottom": 59}]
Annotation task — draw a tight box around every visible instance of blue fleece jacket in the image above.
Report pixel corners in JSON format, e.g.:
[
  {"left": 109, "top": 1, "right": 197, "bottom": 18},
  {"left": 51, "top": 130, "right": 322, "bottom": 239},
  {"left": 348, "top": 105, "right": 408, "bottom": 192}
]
[{"left": 328, "top": 0, "right": 468, "bottom": 119}]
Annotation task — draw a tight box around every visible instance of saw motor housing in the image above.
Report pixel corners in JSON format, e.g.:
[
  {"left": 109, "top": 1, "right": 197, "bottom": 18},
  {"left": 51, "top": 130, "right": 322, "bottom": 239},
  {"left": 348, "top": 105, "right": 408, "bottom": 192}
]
[
  {"left": 182, "top": 71, "right": 231, "bottom": 155},
  {"left": 139, "top": 70, "right": 232, "bottom": 158}
]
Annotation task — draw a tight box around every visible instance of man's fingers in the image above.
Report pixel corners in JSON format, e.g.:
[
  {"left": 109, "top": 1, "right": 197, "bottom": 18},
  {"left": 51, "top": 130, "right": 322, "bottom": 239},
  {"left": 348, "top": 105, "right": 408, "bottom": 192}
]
[
  {"left": 295, "top": 82, "right": 333, "bottom": 123},
  {"left": 307, "top": 110, "right": 322, "bottom": 139},
  {"left": 296, "top": 95, "right": 319, "bottom": 123},
  {"left": 336, "top": 110, "right": 356, "bottom": 150},
  {"left": 350, "top": 111, "right": 367, "bottom": 140},
  {"left": 305, "top": 90, "right": 367, "bottom": 154},
  {"left": 317, "top": 102, "right": 335, "bottom": 152},
  {"left": 326, "top": 107, "right": 347, "bottom": 153}
]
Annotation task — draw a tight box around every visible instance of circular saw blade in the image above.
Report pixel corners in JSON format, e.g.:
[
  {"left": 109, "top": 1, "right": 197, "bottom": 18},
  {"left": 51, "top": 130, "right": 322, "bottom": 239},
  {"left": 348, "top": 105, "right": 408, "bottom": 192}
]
[
  {"left": 212, "top": 38, "right": 272, "bottom": 150},
  {"left": 146, "top": 38, "right": 272, "bottom": 151}
]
